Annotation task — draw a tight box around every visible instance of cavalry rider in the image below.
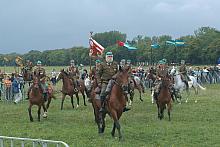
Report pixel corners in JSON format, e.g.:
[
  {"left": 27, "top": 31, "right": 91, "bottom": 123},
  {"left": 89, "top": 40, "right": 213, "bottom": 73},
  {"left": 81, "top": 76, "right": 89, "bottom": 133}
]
[
  {"left": 153, "top": 59, "right": 169, "bottom": 99},
  {"left": 89, "top": 59, "right": 101, "bottom": 80},
  {"left": 27, "top": 60, "right": 48, "bottom": 101},
  {"left": 120, "top": 59, "right": 126, "bottom": 68},
  {"left": 97, "top": 52, "right": 118, "bottom": 112},
  {"left": 87, "top": 59, "right": 102, "bottom": 103},
  {"left": 24, "top": 60, "right": 34, "bottom": 72},
  {"left": 67, "top": 60, "right": 80, "bottom": 92},
  {"left": 179, "top": 60, "right": 190, "bottom": 89},
  {"left": 97, "top": 52, "right": 130, "bottom": 112}
]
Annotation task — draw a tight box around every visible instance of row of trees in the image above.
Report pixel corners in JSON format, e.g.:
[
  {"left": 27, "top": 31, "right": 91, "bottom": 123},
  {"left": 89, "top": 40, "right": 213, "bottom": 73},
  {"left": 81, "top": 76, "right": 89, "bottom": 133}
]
[{"left": 0, "top": 27, "right": 220, "bottom": 66}]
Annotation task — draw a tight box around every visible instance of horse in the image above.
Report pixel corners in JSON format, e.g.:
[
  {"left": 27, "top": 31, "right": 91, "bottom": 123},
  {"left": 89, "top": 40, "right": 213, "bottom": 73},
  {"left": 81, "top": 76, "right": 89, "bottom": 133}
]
[
  {"left": 45, "top": 83, "right": 56, "bottom": 109},
  {"left": 21, "top": 68, "right": 33, "bottom": 86},
  {"left": 98, "top": 66, "right": 130, "bottom": 141},
  {"left": 56, "top": 69, "right": 86, "bottom": 110},
  {"left": 128, "top": 75, "right": 144, "bottom": 106},
  {"left": 28, "top": 76, "right": 47, "bottom": 122},
  {"left": 170, "top": 67, "right": 206, "bottom": 103},
  {"left": 84, "top": 75, "right": 105, "bottom": 134},
  {"left": 155, "top": 76, "right": 172, "bottom": 121}
]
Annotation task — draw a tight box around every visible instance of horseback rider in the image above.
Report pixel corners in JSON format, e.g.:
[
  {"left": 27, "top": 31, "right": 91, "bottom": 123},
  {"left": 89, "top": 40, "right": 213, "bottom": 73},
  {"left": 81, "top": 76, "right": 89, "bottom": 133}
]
[
  {"left": 90, "top": 59, "right": 101, "bottom": 80},
  {"left": 179, "top": 60, "right": 190, "bottom": 89},
  {"left": 153, "top": 59, "right": 169, "bottom": 100},
  {"left": 120, "top": 59, "right": 126, "bottom": 68},
  {"left": 24, "top": 60, "right": 33, "bottom": 71},
  {"left": 27, "top": 60, "right": 48, "bottom": 101},
  {"left": 67, "top": 60, "right": 80, "bottom": 92},
  {"left": 87, "top": 59, "right": 102, "bottom": 103},
  {"left": 97, "top": 52, "right": 130, "bottom": 112}
]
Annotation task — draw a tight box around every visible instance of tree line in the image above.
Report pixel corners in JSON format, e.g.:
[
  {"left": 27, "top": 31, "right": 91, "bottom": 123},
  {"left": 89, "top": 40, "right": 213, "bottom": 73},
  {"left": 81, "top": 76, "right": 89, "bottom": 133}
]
[{"left": 1, "top": 27, "right": 220, "bottom": 66}]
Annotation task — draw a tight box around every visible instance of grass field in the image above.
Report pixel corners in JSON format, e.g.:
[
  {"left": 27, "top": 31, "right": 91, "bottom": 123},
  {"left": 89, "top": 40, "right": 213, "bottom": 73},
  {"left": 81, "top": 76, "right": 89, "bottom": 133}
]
[{"left": 0, "top": 81, "right": 220, "bottom": 146}]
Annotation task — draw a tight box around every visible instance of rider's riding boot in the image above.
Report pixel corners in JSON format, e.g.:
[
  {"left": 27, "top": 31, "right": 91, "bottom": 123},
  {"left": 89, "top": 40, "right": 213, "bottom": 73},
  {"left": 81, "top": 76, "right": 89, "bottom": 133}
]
[{"left": 99, "top": 96, "right": 106, "bottom": 113}]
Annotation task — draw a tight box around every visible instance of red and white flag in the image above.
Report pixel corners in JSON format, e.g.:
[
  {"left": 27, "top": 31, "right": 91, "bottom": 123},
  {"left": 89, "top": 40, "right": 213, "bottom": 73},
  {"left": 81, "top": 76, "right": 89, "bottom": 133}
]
[{"left": 89, "top": 38, "right": 105, "bottom": 57}]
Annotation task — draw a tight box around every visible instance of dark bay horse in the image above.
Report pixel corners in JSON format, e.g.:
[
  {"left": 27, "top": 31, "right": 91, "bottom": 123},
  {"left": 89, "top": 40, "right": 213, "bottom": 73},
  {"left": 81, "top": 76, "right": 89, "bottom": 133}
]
[
  {"left": 56, "top": 69, "right": 86, "bottom": 110},
  {"left": 28, "top": 77, "right": 47, "bottom": 122},
  {"left": 86, "top": 76, "right": 104, "bottom": 134},
  {"left": 156, "top": 76, "right": 172, "bottom": 121},
  {"left": 100, "top": 67, "right": 130, "bottom": 141}
]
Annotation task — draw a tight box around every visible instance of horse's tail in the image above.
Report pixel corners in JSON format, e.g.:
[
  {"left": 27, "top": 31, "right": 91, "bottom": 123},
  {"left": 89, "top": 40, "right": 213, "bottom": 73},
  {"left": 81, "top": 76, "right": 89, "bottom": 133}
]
[{"left": 197, "top": 83, "right": 206, "bottom": 90}]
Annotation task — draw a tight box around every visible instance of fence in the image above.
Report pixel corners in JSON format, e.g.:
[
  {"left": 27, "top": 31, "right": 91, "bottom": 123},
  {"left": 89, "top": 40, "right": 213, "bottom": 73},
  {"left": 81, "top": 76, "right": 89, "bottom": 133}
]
[{"left": 0, "top": 136, "right": 69, "bottom": 147}]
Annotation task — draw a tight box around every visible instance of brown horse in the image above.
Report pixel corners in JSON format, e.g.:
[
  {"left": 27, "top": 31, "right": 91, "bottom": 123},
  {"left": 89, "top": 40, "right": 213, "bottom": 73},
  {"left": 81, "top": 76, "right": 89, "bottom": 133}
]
[
  {"left": 87, "top": 75, "right": 104, "bottom": 134},
  {"left": 56, "top": 69, "right": 86, "bottom": 110},
  {"left": 45, "top": 83, "right": 56, "bottom": 109},
  {"left": 99, "top": 67, "right": 130, "bottom": 141},
  {"left": 28, "top": 77, "right": 47, "bottom": 122},
  {"left": 156, "top": 76, "right": 172, "bottom": 121}
]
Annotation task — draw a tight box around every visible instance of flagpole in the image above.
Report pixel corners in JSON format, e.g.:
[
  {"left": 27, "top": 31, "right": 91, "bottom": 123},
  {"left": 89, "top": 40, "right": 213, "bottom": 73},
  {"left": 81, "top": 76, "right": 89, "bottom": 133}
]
[{"left": 89, "top": 31, "right": 93, "bottom": 71}]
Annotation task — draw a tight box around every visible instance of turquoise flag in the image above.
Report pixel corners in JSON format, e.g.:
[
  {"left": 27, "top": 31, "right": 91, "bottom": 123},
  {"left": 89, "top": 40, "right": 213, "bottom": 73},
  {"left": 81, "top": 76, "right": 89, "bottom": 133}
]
[
  {"left": 166, "top": 40, "right": 185, "bottom": 46},
  {"left": 151, "top": 44, "right": 160, "bottom": 49},
  {"left": 166, "top": 40, "right": 176, "bottom": 45},
  {"left": 175, "top": 40, "right": 185, "bottom": 46}
]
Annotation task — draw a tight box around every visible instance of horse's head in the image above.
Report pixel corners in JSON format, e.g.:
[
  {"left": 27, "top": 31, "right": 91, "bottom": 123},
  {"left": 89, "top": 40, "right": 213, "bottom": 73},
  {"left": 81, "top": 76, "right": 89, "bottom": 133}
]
[
  {"left": 32, "top": 76, "right": 40, "bottom": 89},
  {"left": 56, "top": 69, "right": 67, "bottom": 82},
  {"left": 114, "top": 66, "right": 130, "bottom": 93}
]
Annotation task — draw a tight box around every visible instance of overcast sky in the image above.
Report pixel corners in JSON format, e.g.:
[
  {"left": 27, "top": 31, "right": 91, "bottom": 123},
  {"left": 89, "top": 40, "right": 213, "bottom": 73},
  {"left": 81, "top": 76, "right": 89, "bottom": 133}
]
[{"left": 0, "top": 0, "right": 219, "bottom": 54}]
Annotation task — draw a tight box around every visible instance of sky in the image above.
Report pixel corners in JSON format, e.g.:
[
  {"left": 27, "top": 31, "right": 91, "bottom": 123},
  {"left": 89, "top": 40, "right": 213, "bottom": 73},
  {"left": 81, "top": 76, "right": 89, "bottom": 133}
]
[{"left": 0, "top": 0, "right": 219, "bottom": 54}]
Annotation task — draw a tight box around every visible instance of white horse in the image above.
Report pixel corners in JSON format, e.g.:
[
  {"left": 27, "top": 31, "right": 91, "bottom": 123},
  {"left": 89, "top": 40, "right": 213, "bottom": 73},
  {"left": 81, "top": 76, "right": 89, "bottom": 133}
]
[{"left": 170, "top": 67, "right": 206, "bottom": 103}]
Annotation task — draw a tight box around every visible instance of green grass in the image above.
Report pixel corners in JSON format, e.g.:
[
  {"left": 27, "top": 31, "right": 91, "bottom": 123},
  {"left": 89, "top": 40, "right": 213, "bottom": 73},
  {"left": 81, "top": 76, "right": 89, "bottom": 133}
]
[{"left": 0, "top": 83, "right": 220, "bottom": 147}]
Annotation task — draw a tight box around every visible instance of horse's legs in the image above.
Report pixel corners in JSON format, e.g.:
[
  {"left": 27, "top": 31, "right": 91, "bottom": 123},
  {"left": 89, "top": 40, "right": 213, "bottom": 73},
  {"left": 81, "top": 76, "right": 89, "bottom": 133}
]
[
  {"left": 37, "top": 106, "right": 41, "bottom": 121},
  {"left": 115, "top": 120, "right": 123, "bottom": 141},
  {"left": 61, "top": 94, "right": 66, "bottom": 110},
  {"left": 129, "top": 92, "right": 134, "bottom": 106},
  {"left": 167, "top": 102, "right": 171, "bottom": 121},
  {"left": 70, "top": 95, "right": 75, "bottom": 109},
  {"left": 75, "top": 93, "right": 79, "bottom": 108},
  {"left": 111, "top": 122, "right": 116, "bottom": 137},
  {"left": 138, "top": 88, "right": 143, "bottom": 101},
  {"left": 46, "top": 96, "right": 51, "bottom": 109},
  {"left": 28, "top": 104, "right": 33, "bottom": 122},
  {"left": 81, "top": 91, "right": 87, "bottom": 106},
  {"left": 111, "top": 110, "right": 123, "bottom": 140},
  {"left": 156, "top": 103, "right": 160, "bottom": 119},
  {"left": 42, "top": 103, "right": 47, "bottom": 118}
]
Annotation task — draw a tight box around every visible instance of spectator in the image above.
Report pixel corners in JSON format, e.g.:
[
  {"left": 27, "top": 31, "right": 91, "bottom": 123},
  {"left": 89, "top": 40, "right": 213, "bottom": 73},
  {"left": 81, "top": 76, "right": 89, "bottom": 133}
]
[
  {"left": 51, "top": 69, "right": 57, "bottom": 86},
  {"left": 4, "top": 75, "right": 12, "bottom": 100},
  {"left": 12, "top": 73, "right": 22, "bottom": 104}
]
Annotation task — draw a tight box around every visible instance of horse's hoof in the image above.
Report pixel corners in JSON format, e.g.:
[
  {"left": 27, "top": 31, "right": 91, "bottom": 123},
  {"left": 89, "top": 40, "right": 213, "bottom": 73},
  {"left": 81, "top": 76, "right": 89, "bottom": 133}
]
[
  {"left": 84, "top": 104, "right": 87, "bottom": 106},
  {"left": 30, "top": 119, "right": 33, "bottom": 122},
  {"left": 195, "top": 100, "right": 197, "bottom": 103},
  {"left": 42, "top": 112, "right": 47, "bottom": 118},
  {"left": 76, "top": 105, "right": 79, "bottom": 108}
]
